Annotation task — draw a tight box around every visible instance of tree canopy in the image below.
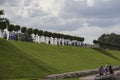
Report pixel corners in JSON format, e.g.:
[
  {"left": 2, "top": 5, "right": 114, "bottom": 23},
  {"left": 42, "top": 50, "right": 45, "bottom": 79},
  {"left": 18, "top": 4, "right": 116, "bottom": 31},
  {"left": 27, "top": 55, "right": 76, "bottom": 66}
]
[
  {"left": 93, "top": 33, "right": 120, "bottom": 50},
  {"left": 14, "top": 25, "right": 21, "bottom": 32},
  {"left": 7, "top": 24, "right": 14, "bottom": 32},
  {"left": 0, "top": 10, "right": 4, "bottom": 15},
  {"left": 21, "top": 27, "right": 27, "bottom": 33},
  {"left": 0, "top": 10, "right": 9, "bottom": 31},
  {"left": 98, "top": 33, "right": 120, "bottom": 45}
]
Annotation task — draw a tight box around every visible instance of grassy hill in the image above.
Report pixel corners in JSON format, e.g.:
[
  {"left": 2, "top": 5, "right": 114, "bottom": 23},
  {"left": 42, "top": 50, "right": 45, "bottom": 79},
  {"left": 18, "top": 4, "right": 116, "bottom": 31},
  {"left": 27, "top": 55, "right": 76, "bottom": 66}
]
[
  {"left": 0, "top": 38, "right": 120, "bottom": 79},
  {"left": 0, "top": 38, "right": 56, "bottom": 79}
]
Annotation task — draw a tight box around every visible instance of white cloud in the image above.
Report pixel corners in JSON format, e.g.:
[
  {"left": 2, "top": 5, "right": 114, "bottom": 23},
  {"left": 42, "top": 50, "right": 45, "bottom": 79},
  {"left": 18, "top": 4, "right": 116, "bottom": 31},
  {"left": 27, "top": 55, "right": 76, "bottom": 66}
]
[
  {"left": 87, "top": 0, "right": 95, "bottom": 7},
  {"left": 59, "top": 22, "right": 120, "bottom": 44},
  {"left": 21, "top": 0, "right": 65, "bottom": 17}
]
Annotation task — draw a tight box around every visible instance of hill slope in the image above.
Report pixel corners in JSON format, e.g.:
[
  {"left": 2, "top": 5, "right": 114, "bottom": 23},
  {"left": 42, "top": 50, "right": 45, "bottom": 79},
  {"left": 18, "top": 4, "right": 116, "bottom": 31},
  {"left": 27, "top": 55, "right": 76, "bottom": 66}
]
[
  {"left": 0, "top": 38, "right": 120, "bottom": 79},
  {"left": 0, "top": 39, "right": 56, "bottom": 79}
]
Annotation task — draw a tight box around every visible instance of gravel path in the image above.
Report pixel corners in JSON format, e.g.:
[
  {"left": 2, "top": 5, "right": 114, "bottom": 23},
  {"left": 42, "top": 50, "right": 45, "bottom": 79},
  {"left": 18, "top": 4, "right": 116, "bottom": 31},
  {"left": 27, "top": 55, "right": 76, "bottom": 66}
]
[{"left": 79, "top": 70, "right": 120, "bottom": 80}]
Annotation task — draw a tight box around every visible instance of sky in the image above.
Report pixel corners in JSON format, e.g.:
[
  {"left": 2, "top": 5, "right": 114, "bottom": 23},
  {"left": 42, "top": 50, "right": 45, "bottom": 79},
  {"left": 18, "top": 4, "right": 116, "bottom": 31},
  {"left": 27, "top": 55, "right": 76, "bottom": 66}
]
[{"left": 0, "top": 0, "right": 120, "bottom": 44}]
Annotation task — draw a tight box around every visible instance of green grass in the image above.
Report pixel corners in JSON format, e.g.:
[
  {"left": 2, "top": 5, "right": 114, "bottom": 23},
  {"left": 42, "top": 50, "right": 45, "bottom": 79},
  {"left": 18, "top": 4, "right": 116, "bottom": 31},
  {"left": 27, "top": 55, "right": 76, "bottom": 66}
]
[
  {"left": 0, "top": 38, "right": 120, "bottom": 79},
  {"left": 0, "top": 39, "right": 55, "bottom": 79}
]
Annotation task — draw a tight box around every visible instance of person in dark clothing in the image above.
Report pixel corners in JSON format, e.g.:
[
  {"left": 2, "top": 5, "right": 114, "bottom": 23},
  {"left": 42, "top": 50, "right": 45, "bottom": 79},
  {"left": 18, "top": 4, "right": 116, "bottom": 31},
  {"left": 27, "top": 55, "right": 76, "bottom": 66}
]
[
  {"left": 99, "top": 66, "right": 104, "bottom": 76},
  {"left": 109, "top": 65, "right": 114, "bottom": 74}
]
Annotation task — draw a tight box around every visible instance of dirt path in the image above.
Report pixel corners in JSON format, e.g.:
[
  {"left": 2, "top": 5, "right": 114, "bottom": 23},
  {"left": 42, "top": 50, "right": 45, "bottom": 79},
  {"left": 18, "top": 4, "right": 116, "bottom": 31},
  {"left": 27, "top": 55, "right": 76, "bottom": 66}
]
[{"left": 79, "top": 70, "right": 120, "bottom": 80}]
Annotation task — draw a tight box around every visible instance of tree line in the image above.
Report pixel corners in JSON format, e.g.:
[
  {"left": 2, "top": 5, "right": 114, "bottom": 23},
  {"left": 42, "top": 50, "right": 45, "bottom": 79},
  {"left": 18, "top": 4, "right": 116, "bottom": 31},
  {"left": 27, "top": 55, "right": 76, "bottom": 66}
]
[
  {"left": 0, "top": 9, "right": 84, "bottom": 46},
  {"left": 93, "top": 33, "right": 120, "bottom": 50}
]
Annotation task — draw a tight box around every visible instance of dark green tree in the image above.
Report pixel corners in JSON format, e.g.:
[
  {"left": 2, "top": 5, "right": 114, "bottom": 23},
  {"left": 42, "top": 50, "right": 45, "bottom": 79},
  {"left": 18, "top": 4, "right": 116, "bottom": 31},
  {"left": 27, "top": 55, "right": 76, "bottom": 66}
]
[
  {"left": 52, "top": 33, "right": 57, "bottom": 44},
  {"left": 7, "top": 24, "right": 14, "bottom": 40},
  {"left": 0, "top": 10, "right": 4, "bottom": 15},
  {"left": 38, "top": 30, "right": 43, "bottom": 36},
  {"left": 33, "top": 29, "right": 39, "bottom": 42},
  {"left": 7, "top": 24, "right": 14, "bottom": 32},
  {"left": 0, "top": 10, "right": 9, "bottom": 37},
  {"left": 93, "top": 40, "right": 99, "bottom": 44},
  {"left": 33, "top": 29, "right": 39, "bottom": 35},
  {"left": 47, "top": 32, "right": 52, "bottom": 44},
  {"left": 14, "top": 25, "right": 21, "bottom": 33},
  {"left": 95, "top": 33, "right": 120, "bottom": 50},
  {"left": 0, "top": 18, "right": 9, "bottom": 32},
  {"left": 43, "top": 31, "right": 49, "bottom": 43},
  {"left": 27, "top": 28, "right": 33, "bottom": 34},
  {"left": 38, "top": 30, "right": 44, "bottom": 43},
  {"left": 43, "top": 31, "right": 49, "bottom": 37},
  {"left": 21, "top": 27, "right": 27, "bottom": 34}
]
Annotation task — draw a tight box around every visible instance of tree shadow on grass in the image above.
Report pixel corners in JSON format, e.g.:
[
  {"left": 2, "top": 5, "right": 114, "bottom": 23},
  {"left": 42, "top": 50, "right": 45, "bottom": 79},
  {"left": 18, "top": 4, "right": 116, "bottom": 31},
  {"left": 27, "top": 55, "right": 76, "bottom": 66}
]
[{"left": 92, "top": 48, "right": 120, "bottom": 61}]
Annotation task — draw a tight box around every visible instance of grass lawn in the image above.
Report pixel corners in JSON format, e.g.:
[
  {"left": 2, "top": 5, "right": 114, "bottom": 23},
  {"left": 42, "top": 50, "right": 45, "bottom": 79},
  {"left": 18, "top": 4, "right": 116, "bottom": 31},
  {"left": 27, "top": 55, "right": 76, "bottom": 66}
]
[{"left": 0, "top": 38, "right": 120, "bottom": 79}]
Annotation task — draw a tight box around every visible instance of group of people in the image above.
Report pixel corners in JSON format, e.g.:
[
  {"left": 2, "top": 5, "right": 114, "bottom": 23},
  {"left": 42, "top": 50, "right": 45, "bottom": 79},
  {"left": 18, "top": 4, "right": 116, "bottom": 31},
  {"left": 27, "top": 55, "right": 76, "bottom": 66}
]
[
  {"left": 3, "top": 31, "right": 18, "bottom": 40},
  {"left": 99, "top": 63, "right": 114, "bottom": 76}
]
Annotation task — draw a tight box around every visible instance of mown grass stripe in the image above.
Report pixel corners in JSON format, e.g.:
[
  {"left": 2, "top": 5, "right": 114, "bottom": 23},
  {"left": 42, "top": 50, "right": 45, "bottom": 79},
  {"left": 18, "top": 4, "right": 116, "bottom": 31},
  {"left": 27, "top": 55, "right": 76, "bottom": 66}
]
[{"left": 0, "top": 39, "right": 120, "bottom": 79}]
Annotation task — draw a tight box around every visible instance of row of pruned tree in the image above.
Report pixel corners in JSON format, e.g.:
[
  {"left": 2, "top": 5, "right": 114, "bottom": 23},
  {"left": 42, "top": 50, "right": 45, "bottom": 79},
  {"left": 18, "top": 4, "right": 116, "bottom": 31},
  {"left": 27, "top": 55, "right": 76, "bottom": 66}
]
[
  {"left": 0, "top": 10, "right": 84, "bottom": 46},
  {"left": 93, "top": 33, "right": 120, "bottom": 50}
]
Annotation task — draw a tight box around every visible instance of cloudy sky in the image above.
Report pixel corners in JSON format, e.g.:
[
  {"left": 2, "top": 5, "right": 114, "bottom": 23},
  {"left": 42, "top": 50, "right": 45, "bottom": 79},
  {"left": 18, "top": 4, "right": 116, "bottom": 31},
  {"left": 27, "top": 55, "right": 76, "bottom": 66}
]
[{"left": 0, "top": 0, "right": 120, "bottom": 44}]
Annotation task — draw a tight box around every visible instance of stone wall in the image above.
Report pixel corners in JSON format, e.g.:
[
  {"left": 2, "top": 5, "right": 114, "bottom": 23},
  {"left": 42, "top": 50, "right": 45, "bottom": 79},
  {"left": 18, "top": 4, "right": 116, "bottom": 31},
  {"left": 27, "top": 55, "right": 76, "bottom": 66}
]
[{"left": 44, "top": 66, "right": 120, "bottom": 79}]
